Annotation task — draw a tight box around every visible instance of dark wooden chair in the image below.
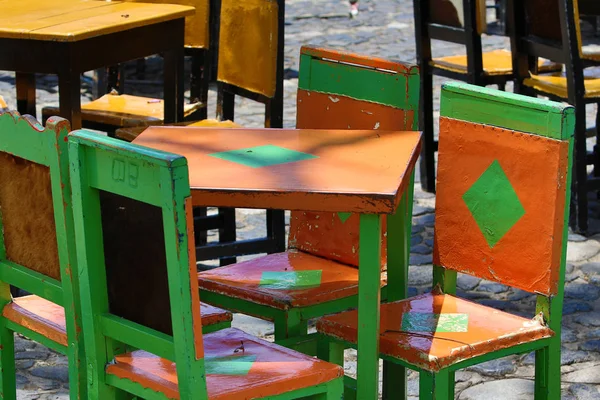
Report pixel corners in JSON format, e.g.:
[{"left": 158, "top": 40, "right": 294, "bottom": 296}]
[
  {"left": 508, "top": 0, "right": 600, "bottom": 233},
  {"left": 415, "top": 0, "right": 561, "bottom": 193},
  {"left": 317, "top": 82, "right": 574, "bottom": 400},
  {"left": 68, "top": 129, "right": 343, "bottom": 400}
]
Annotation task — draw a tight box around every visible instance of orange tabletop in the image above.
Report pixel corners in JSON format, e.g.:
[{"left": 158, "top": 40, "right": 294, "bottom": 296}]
[
  {"left": 0, "top": 0, "right": 194, "bottom": 42},
  {"left": 133, "top": 127, "right": 422, "bottom": 214}
]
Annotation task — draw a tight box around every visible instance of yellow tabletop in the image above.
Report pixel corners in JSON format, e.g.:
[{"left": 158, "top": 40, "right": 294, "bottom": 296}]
[{"left": 0, "top": 0, "right": 195, "bottom": 41}]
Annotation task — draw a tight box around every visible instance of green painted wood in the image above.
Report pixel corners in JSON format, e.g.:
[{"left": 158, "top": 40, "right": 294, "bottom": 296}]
[
  {"left": 99, "top": 315, "right": 175, "bottom": 361},
  {"left": 356, "top": 213, "right": 382, "bottom": 400},
  {"left": 71, "top": 131, "right": 341, "bottom": 399},
  {"left": 0, "top": 112, "right": 86, "bottom": 399},
  {"left": 440, "top": 82, "right": 575, "bottom": 140},
  {"left": 3, "top": 319, "right": 67, "bottom": 354},
  {"left": 298, "top": 59, "right": 419, "bottom": 110},
  {"left": 0, "top": 262, "right": 63, "bottom": 305}
]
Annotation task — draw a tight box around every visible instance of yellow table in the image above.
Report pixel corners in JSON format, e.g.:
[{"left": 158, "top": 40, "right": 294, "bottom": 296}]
[{"left": 0, "top": 0, "right": 194, "bottom": 129}]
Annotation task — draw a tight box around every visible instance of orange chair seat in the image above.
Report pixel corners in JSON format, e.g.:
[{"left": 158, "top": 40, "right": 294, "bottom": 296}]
[
  {"left": 430, "top": 49, "right": 561, "bottom": 77},
  {"left": 317, "top": 291, "right": 553, "bottom": 372},
  {"left": 41, "top": 94, "right": 204, "bottom": 128},
  {"left": 106, "top": 328, "right": 343, "bottom": 399},
  {"left": 199, "top": 251, "right": 385, "bottom": 311},
  {"left": 525, "top": 67, "right": 600, "bottom": 98},
  {"left": 2, "top": 295, "right": 231, "bottom": 347}
]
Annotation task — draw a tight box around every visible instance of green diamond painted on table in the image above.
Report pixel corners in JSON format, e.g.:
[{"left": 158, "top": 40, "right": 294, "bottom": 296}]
[
  {"left": 259, "top": 270, "right": 322, "bottom": 290},
  {"left": 338, "top": 212, "right": 352, "bottom": 223},
  {"left": 205, "top": 355, "right": 257, "bottom": 375},
  {"left": 401, "top": 313, "right": 469, "bottom": 333},
  {"left": 208, "top": 144, "right": 318, "bottom": 168},
  {"left": 462, "top": 160, "right": 525, "bottom": 248}
]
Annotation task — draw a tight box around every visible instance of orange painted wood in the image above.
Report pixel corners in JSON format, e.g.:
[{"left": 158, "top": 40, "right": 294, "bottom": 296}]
[
  {"left": 1, "top": 294, "right": 229, "bottom": 351},
  {"left": 433, "top": 118, "right": 569, "bottom": 295},
  {"left": 289, "top": 212, "right": 387, "bottom": 269},
  {"left": 296, "top": 90, "right": 415, "bottom": 131},
  {"left": 317, "top": 290, "right": 553, "bottom": 372},
  {"left": 199, "top": 252, "right": 386, "bottom": 311},
  {"left": 300, "top": 46, "right": 420, "bottom": 74},
  {"left": 115, "top": 119, "right": 242, "bottom": 142},
  {"left": 2, "top": 295, "right": 67, "bottom": 347},
  {"left": 106, "top": 327, "right": 343, "bottom": 399},
  {"left": 0, "top": 1, "right": 195, "bottom": 42},
  {"left": 133, "top": 127, "right": 422, "bottom": 214}
]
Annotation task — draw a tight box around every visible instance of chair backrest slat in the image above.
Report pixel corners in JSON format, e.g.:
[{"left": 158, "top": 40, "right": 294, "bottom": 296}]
[
  {"left": 69, "top": 131, "right": 207, "bottom": 398},
  {"left": 291, "top": 46, "right": 419, "bottom": 268},
  {"left": 434, "top": 82, "right": 574, "bottom": 296},
  {"left": 0, "top": 112, "right": 74, "bottom": 296}
]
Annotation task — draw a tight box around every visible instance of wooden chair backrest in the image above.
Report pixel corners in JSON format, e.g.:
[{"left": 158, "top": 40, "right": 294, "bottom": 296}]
[
  {"left": 0, "top": 112, "right": 76, "bottom": 302},
  {"left": 291, "top": 46, "right": 419, "bottom": 268},
  {"left": 69, "top": 131, "right": 207, "bottom": 398},
  {"left": 126, "top": 0, "right": 210, "bottom": 48},
  {"left": 427, "top": 0, "right": 486, "bottom": 34},
  {"left": 434, "top": 82, "right": 574, "bottom": 297},
  {"left": 217, "top": 0, "right": 283, "bottom": 99}
]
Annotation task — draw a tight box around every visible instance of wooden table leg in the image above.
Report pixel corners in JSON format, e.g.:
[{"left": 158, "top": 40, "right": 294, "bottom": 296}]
[
  {"left": 382, "top": 172, "right": 415, "bottom": 399},
  {"left": 163, "top": 21, "right": 185, "bottom": 124},
  {"left": 16, "top": 73, "right": 36, "bottom": 117},
  {"left": 58, "top": 69, "right": 82, "bottom": 130},
  {"left": 357, "top": 213, "right": 383, "bottom": 400}
]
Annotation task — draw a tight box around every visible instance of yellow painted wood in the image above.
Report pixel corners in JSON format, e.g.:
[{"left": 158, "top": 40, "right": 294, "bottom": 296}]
[
  {"left": 0, "top": 1, "right": 194, "bottom": 42},
  {"left": 125, "top": 0, "right": 209, "bottom": 49},
  {"left": 430, "top": 49, "right": 561, "bottom": 76},
  {"left": 525, "top": 70, "right": 600, "bottom": 99},
  {"left": 217, "top": 0, "right": 279, "bottom": 98}
]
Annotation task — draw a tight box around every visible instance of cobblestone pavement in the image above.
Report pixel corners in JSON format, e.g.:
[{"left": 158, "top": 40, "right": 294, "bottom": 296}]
[{"left": 2, "top": 0, "right": 600, "bottom": 398}]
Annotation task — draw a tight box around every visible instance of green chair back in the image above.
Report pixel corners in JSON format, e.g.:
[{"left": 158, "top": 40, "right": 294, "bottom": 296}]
[{"left": 68, "top": 131, "right": 207, "bottom": 398}]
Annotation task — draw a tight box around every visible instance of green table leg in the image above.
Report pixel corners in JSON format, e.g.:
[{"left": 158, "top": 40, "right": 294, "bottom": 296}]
[
  {"left": 383, "top": 172, "right": 414, "bottom": 399},
  {"left": 357, "top": 213, "right": 383, "bottom": 400}
]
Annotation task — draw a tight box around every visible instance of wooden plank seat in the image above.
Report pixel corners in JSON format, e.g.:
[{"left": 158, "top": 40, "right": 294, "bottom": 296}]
[
  {"left": 42, "top": 93, "right": 204, "bottom": 129},
  {"left": 2, "top": 295, "right": 232, "bottom": 347},
  {"left": 525, "top": 67, "right": 600, "bottom": 98},
  {"left": 107, "top": 327, "right": 343, "bottom": 399},
  {"left": 200, "top": 252, "right": 386, "bottom": 312},
  {"left": 317, "top": 290, "right": 553, "bottom": 372},
  {"left": 431, "top": 49, "right": 560, "bottom": 76},
  {"left": 115, "top": 118, "right": 242, "bottom": 142}
]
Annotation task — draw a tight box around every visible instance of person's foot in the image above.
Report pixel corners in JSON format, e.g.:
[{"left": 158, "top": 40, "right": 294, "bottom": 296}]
[{"left": 350, "top": 2, "right": 359, "bottom": 17}]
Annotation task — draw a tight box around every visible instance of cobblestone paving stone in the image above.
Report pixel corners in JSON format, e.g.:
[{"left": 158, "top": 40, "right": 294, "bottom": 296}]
[{"left": 1, "top": 0, "right": 600, "bottom": 398}]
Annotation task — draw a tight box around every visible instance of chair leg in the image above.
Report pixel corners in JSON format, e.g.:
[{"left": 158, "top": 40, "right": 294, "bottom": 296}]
[
  {"left": 535, "top": 339, "right": 561, "bottom": 399},
  {"left": 419, "top": 72, "right": 436, "bottom": 193},
  {"left": 573, "top": 101, "right": 589, "bottom": 233},
  {"left": 218, "top": 208, "right": 236, "bottom": 266},
  {"left": 419, "top": 370, "right": 452, "bottom": 400},
  {"left": 497, "top": 82, "right": 506, "bottom": 91},
  {"left": 317, "top": 337, "right": 344, "bottom": 365},
  {"left": 274, "top": 311, "right": 308, "bottom": 343},
  {"left": 383, "top": 362, "right": 406, "bottom": 400},
  {"left": 0, "top": 323, "right": 15, "bottom": 400}
]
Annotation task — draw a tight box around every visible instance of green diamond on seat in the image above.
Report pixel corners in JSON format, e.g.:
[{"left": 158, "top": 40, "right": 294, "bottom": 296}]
[
  {"left": 259, "top": 271, "right": 322, "bottom": 290},
  {"left": 462, "top": 160, "right": 525, "bottom": 248},
  {"left": 208, "top": 144, "right": 318, "bottom": 168},
  {"left": 401, "top": 313, "right": 469, "bottom": 333},
  {"left": 205, "top": 355, "right": 257, "bottom": 375}
]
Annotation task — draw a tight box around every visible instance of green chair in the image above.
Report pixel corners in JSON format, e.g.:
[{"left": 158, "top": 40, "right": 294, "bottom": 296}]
[
  {"left": 68, "top": 130, "right": 344, "bottom": 399},
  {"left": 317, "top": 82, "right": 574, "bottom": 399},
  {"left": 197, "top": 46, "right": 419, "bottom": 353},
  {"left": 0, "top": 112, "right": 85, "bottom": 399}
]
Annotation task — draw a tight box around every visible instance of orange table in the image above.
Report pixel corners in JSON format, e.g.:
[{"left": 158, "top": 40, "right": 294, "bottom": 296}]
[
  {"left": 134, "top": 126, "right": 422, "bottom": 399},
  {"left": 0, "top": 0, "right": 194, "bottom": 129}
]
